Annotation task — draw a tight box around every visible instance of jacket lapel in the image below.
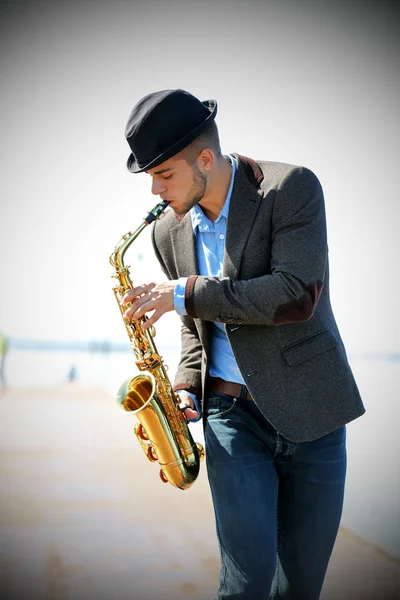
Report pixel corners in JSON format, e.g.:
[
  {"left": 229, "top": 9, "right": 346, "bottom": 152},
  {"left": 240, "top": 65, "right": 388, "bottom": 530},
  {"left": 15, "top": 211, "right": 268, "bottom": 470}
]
[
  {"left": 223, "top": 155, "right": 263, "bottom": 279},
  {"left": 168, "top": 155, "right": 263, "bottom": 280},
  {"left": 169, "top": 213, "right": 199, "bottom": 277}
]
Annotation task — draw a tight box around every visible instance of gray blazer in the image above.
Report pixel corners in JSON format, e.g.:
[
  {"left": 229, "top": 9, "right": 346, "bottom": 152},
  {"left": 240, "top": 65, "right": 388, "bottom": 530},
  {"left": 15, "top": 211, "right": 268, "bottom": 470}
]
[{"left": 152, "top": 154, "right": 365, "bottom": 442}]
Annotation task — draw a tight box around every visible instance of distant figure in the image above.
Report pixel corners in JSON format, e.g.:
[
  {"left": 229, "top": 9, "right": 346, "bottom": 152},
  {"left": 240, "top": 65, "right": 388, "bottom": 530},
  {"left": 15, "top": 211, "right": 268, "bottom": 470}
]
[
  {"left": 67, "top": 364, "right": 77, "bottom": 383},
  {"left": 0, "top": 332, "right": 8, "bottom": 391}
]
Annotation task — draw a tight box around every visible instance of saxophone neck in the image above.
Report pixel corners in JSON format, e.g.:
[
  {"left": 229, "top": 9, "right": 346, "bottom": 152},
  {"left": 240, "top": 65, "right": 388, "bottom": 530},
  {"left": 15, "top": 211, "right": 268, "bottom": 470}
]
[
  {"left": 110, "top": 200, "right": 170, "bottom": 269},
  {"left": 110, "top": 223, "right": 145, "bottom": 269}
]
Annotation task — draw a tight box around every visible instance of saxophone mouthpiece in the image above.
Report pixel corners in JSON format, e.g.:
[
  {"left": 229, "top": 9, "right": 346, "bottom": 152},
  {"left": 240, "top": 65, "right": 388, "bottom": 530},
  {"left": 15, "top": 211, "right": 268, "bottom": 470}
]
[{"left": 144, "top": 201, "right": 170, "bottom": 225}]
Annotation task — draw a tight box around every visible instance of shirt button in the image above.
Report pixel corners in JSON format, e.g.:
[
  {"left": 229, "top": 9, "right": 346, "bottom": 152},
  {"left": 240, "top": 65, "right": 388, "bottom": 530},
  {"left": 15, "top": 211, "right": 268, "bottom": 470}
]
[{"left": 219, "top": 234, "right": 225, "bottom": 240}]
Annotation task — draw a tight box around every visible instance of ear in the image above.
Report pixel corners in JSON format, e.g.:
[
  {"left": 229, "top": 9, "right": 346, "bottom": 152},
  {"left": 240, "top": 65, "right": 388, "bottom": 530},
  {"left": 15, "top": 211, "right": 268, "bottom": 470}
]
[{"left": 197, "top": 149, "right": 214, "bottom": 172}]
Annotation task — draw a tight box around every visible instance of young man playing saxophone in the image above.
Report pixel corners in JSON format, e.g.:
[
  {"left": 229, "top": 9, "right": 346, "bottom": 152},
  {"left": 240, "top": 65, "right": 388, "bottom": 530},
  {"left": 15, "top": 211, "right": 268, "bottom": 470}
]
[{"left": 121, "top": 89, "right": 365, "bottom": 600}]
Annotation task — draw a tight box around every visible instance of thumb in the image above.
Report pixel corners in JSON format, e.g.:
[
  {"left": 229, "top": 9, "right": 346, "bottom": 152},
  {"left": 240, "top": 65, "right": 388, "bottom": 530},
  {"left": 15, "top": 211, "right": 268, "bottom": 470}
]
[
  {"left": 181, "top": 405, "right": 199, "bottom": 420},
  {"left": 178, "top": 395, "right": 199, "bottom": 420}
]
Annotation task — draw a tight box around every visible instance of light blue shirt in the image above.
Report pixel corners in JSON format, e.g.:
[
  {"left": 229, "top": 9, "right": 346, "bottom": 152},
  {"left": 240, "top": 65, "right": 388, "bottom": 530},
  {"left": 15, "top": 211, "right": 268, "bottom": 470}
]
[{"left": 174, "top": 156, "right": 245, "bottom": 419}]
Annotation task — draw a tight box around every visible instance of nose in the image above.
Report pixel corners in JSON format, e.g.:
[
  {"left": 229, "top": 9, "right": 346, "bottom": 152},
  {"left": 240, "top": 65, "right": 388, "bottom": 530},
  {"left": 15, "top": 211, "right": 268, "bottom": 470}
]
[{"left": 151, "top": 178, "right": 167, "bottom": 196}]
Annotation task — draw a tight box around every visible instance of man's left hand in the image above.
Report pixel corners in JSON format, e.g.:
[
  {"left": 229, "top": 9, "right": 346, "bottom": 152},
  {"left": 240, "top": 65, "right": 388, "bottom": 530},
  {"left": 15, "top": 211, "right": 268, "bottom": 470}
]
[{"left": 122, "top": 281, "right": 176, "bottom": 330}]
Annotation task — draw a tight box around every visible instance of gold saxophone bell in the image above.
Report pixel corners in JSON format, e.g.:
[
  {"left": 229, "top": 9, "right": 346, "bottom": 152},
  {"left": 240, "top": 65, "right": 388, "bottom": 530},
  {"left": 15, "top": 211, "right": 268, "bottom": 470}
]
[{"left": 110, "top": 201, "right": 204, "bottom": 490}]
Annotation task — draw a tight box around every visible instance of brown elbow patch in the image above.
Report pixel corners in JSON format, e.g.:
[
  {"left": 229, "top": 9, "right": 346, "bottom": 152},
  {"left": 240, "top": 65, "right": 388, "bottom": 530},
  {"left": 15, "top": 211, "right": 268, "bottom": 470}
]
[
  {"left": 274, "top": 281, "right": 324, "bottom": 325},
  {"left": 185, "top": 275, "right": 198, "bottom": 317}
]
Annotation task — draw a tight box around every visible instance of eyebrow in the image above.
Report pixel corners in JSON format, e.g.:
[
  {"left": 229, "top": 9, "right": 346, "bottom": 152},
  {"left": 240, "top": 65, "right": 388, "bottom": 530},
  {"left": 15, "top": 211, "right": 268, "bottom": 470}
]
[{"left": 147, "top": 167, "right": 174, "bottom": 175}]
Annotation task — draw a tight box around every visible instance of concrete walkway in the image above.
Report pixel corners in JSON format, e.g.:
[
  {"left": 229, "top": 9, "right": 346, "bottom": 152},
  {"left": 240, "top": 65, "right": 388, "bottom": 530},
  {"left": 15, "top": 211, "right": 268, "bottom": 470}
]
[{"left": 0, "top": 385, "right": 398, "bottom": 599}]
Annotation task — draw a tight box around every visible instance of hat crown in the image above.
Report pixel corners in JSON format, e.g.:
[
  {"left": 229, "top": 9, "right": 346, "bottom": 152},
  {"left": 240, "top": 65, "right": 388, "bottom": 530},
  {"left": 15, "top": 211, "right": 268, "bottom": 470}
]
[{"left": 125, "top": 89, "right": 217, "bottom": 172}]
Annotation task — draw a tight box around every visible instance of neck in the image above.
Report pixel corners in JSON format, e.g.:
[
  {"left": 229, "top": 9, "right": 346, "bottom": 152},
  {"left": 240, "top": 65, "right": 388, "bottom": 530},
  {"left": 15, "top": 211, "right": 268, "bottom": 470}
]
[{"left": 198, "top": 155, "right": 233, "bottom": 222}]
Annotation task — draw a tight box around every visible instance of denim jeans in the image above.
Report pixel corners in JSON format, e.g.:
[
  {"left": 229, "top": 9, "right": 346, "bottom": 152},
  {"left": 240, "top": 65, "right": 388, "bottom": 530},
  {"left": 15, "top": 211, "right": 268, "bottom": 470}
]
[{"left": 205, "top": 392, "right": 347, "bottom": 600}]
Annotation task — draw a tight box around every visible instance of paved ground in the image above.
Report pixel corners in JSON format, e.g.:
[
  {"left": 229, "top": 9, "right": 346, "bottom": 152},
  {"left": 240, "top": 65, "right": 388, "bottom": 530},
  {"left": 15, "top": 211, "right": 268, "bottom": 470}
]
[{"left": 0, "top": 385, "right": 399, "bottom": 600}]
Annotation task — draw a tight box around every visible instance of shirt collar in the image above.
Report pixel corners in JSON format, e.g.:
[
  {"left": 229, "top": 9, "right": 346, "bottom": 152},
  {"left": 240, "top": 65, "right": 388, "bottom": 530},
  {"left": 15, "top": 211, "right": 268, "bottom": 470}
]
[{"left": 190, "top": 155, "right": 237, "bottom": 232}]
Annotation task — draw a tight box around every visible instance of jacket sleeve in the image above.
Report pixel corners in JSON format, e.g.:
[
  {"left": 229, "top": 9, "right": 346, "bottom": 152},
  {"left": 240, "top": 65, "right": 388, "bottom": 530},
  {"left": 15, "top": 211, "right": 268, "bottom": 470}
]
[
  {"left": 185, "top": 166, "right": 327, "bottom": 326},
  {"left": 172, "top": 315, "right": 203, "bottom": 398}
]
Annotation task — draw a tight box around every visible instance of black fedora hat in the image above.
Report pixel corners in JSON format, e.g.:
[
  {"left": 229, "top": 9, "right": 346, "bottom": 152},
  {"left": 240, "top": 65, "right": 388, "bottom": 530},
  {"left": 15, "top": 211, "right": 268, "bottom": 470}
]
[{"left": 125, "top": 89, "right": 217, "bottom": 173}]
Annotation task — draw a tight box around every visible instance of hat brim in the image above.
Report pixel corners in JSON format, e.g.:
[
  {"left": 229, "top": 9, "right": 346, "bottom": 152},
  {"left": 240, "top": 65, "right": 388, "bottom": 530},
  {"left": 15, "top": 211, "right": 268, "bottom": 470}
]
[{"left": 126, "top": 99, "right": 217, "bottom": 173}]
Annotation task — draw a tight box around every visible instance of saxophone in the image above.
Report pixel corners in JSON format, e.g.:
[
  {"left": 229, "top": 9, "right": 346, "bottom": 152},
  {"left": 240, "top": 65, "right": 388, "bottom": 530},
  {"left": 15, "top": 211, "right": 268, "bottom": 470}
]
[{"left": 109, "top": 200, "right": 204, "bottom": 490}]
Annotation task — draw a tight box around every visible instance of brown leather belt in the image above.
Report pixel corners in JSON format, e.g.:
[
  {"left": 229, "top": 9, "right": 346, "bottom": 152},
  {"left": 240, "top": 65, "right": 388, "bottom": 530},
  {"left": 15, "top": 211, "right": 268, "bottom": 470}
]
[{"left": 208, "top": 376, "right": 253, "bottom": 401}]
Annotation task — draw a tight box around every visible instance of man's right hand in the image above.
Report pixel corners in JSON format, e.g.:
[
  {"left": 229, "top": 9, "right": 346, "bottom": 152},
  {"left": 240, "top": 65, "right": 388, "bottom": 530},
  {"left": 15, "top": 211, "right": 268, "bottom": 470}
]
[{"left": 178, "top": 392, "right": 199, "bottom": 421}]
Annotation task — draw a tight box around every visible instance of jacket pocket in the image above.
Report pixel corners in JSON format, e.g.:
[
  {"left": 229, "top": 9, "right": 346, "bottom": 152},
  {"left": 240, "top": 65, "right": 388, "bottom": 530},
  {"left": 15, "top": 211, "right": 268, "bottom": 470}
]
[{"left": 281, "top": 330, "right": 337, "bottom": 367}]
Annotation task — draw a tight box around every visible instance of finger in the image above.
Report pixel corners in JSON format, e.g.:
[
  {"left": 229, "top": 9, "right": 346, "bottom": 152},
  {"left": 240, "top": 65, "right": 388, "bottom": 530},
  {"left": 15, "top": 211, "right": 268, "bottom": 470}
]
[
  {"left": 125, "top": 294, "right": 160, "bottom": 321},
  {"left": 125, "top": 289, "right": 163, "bottom": 319},
  {"left": 180, "top": 405, "right": 199, "bottom": 420},
  {"left": 140, "top": 308, "right": 164, "bottom": 330},
  {"left": 122, "top": 283, "right": 154, "bottom": 304},
  {"left": 178, "top": 395, "right": 195, "bottom": 411},
  {"left": 121, "top": 289, "right": 141, "bottom": 304},
  {"left": 178, "top": 395, "right": 194, "bottom": 409},
  {"left": 124, "top": 295, "right": 151, "bottom": 319}
]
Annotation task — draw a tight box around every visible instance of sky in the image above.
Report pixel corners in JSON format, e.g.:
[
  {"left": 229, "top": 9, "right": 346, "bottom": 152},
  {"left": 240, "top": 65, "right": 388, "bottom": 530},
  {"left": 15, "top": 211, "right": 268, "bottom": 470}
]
[{"left": 0, "top": 0, "right": 399, "bottom": 354}]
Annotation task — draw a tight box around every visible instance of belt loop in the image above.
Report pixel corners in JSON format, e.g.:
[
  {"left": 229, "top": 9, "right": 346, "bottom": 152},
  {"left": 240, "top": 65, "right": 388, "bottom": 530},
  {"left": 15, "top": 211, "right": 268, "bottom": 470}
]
[{"left": 239, "top": 384, "right": 248, "bottom": 401}]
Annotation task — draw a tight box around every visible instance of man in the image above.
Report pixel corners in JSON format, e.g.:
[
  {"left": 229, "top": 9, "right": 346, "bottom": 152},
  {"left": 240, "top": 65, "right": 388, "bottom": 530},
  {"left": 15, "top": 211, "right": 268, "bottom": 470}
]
[{"left": 122, "top": 89, "right": 365, "bottom": 599}]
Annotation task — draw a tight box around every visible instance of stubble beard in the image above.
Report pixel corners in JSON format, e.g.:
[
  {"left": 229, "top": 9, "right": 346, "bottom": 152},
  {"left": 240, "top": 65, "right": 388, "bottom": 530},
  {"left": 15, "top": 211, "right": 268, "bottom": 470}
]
[{"left": 174, "top": 164, "right": 207, "bottom": 216}]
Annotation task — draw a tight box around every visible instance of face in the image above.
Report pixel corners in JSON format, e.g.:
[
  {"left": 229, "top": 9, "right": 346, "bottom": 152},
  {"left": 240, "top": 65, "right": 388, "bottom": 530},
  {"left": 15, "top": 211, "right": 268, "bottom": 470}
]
[{"left": 146, "top": 156, "right": 208, "bottom": 216}]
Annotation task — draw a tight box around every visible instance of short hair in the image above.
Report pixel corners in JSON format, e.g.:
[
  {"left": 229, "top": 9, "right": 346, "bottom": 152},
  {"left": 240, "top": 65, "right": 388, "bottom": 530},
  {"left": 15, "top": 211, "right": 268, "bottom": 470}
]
[{"left": 178, "top": 121, "right": 221, "bottom": 166}]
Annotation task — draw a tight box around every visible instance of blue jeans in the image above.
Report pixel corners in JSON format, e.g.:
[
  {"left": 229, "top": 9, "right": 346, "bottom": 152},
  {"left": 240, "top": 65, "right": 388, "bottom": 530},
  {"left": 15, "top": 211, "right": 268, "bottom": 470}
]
[{"left": 205, "top": 392, "right": 347, "bottom": 600}]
